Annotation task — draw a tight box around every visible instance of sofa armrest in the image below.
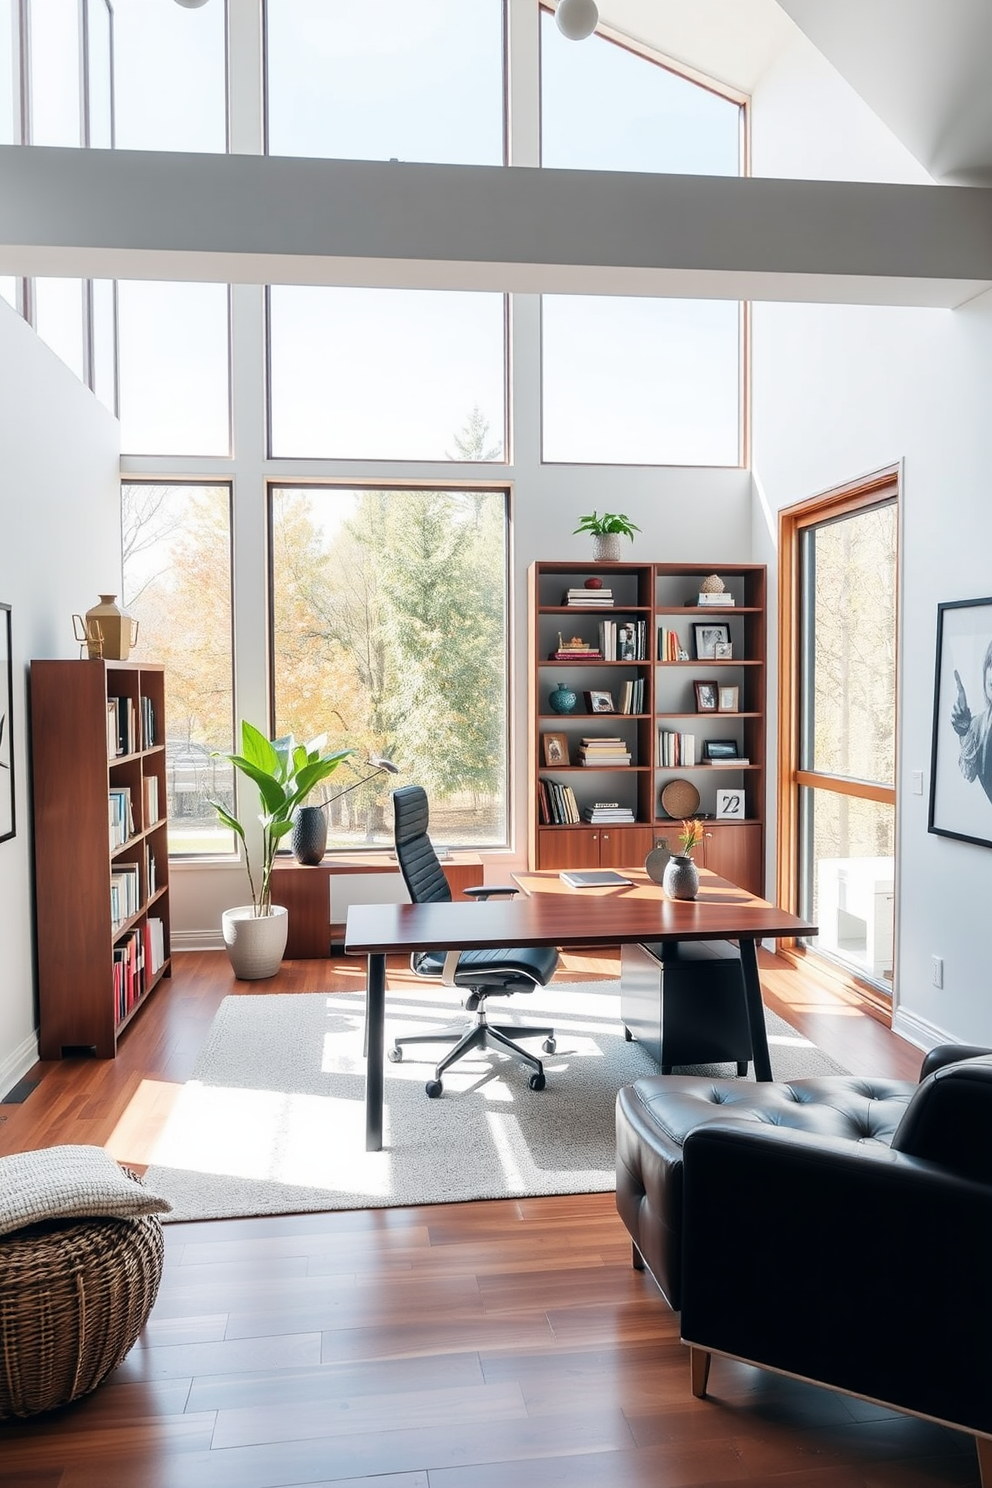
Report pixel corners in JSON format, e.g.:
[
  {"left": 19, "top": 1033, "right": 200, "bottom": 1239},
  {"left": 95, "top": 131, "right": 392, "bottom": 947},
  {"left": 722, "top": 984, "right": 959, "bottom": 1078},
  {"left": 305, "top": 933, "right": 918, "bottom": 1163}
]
[
  {"left": 919, "top": 1043, "right": 992, "bottom": 1080},
  {"left": 680, "top": 1120, "right": 992, "bottom": 1435}
]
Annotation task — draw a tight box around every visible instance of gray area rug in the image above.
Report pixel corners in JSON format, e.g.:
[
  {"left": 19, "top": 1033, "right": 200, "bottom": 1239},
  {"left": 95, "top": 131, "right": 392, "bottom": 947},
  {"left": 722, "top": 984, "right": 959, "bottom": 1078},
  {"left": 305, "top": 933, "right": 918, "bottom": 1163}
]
[{"left": 144, "top": 982, "right": 846, "bottom": 1223}]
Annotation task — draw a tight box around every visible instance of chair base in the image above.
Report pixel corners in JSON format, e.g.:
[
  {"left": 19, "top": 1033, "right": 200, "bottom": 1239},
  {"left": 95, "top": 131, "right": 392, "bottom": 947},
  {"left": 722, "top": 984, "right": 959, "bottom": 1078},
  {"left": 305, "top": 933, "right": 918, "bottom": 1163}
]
[{"left": 390, "top": 1008, "right": 554, "bottom": 1085}]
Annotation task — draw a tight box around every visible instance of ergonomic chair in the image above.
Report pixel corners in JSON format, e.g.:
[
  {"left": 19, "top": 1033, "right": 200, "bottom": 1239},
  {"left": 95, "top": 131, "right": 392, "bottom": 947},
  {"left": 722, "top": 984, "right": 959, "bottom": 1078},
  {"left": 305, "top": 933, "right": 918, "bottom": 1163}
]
[{"left": 388, "top": 784, "right": 559, "bottom": 1097}]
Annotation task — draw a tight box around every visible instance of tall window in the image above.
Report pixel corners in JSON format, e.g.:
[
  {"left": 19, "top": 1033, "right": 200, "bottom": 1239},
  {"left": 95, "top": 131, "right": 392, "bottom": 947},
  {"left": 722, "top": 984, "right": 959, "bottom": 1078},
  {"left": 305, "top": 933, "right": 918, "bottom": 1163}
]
[
  {"left": 121, "top": 482, "right": 236, "bottom": 858},
  {"left": 540, "top": 14, "right": 745, "bottom": 466},
  {"left": 270, "top": 485, "right": 509, "bottom": 848},
  {"left": 112, "top": 0, "right": 225, "bottom": 152},
  {"left": 117, "top": 282, "right": 230, "bottom": 456},
  {"left": 779, "top": 472, "right": 899, "bottom": 1000}
]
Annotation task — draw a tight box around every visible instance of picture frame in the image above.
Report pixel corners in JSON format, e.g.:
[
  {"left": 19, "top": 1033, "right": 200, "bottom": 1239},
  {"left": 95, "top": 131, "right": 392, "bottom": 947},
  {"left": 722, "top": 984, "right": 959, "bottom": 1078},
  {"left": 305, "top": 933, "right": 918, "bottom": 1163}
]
[
  {"left": 0, "top": 603, "right": 14, "bottom": 844},
  {"left": 693, "top": 680, "right": 718, "bottom": 712},
  {"left": 928, "top": 596, "right": 992, "bottom": 849},
  {"left": 703, "top": 738, "right": 739, "bottom": 761},
  {"left": 716, "top": 787, "right": 745, "bottom": 820},
  {"left": 693, "top": 622, "right": 731, "bottom": 660},
  {"left": 714, "top": 641, "right": 733, "bottom": 661},
  {"left": 585, "top": 689, "right": 615, "bottom": 714},
  {"left": 542, "top": 732, "right": 570, "bottom": 766},
  {"left": 718, "top": 685, "right": 739, "bottom": 713}
]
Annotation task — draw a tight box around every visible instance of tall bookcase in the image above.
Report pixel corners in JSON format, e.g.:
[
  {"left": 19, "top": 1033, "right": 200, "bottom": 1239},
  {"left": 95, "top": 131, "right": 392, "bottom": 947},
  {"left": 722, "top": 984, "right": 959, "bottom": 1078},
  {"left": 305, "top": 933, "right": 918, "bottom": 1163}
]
[
  {"left": 30, "top": 660, "right": 172, "bottom": 1058},
  {"left": 528, "top": 561, "right": 766, "bottom": 895}
]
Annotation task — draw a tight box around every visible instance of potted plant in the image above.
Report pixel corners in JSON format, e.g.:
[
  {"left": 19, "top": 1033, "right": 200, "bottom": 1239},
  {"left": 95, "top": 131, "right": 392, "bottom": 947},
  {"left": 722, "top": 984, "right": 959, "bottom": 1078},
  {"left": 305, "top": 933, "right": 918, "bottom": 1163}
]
[
  {"left": 210, "top": 722, "right": 352, "bottom": 979},
  {"left": 573, "top": 510, "right": 641, "bottom": 562},
  {"left": 662, "top": 818, "right": 705, "bottom": 901}
]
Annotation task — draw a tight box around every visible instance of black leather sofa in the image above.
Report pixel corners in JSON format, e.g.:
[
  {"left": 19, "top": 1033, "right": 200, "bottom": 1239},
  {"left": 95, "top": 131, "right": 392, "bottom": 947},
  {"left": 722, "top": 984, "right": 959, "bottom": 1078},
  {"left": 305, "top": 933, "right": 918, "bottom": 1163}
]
[{"left": 615, "top": 1045, "right": 992, "bottom": 1483}]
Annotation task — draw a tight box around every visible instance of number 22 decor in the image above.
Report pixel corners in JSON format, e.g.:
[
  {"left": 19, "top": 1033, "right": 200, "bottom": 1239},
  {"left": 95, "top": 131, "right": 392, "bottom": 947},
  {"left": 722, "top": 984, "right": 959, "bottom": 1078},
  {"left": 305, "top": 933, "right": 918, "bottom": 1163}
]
[
  {"left": 929, "top": 596, "right": 992, "bottom": 849},
  {"left": 0, "top": 603, "right": 14, "bottom": 844}
]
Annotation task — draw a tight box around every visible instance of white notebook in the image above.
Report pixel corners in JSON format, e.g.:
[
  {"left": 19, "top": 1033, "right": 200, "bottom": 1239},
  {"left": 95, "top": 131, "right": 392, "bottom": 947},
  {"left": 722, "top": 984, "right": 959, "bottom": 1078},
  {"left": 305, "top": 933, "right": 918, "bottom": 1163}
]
[{"left": 559, "top": 869, "right": 633, "bottom": 888}]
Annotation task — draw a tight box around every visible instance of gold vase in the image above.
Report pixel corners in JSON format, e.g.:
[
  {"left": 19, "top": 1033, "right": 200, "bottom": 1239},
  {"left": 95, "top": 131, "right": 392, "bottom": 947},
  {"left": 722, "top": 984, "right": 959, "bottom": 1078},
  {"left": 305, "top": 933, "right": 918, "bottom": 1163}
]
[{"left": 83, "top": 595, "right": 139, "bottom": 661}]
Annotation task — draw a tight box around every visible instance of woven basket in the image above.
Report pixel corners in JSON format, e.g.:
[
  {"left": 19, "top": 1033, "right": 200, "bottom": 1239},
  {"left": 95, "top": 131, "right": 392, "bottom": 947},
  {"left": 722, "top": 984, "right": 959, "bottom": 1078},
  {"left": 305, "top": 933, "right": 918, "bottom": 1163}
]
[{"left": 0, "top": 1202, "right": 164, "bottom": 1418}]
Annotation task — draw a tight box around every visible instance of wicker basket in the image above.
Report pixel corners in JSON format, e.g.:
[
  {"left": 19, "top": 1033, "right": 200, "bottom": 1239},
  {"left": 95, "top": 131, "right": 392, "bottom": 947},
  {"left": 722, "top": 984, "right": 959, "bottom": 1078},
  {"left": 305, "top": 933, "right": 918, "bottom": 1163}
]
[{"left": 0, "top": 1205, "right": 164, "bottom": 1418}]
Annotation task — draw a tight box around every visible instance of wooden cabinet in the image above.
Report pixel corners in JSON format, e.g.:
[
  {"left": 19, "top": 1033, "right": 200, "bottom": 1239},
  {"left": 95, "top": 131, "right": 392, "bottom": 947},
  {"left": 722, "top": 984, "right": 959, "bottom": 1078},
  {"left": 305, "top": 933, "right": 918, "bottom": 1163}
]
[
  {"left": 529, "top": 561, "right": 767, "bottom": 895},
  {"left": 30, "top": 660, "right": 171, "bottom": 1059}
]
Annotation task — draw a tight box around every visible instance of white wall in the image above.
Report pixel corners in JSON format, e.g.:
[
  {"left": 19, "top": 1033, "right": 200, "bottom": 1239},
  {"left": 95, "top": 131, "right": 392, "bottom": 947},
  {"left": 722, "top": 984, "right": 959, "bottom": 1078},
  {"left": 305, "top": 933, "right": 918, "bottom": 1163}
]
[
  {"left": 751, "top": 32, "right": 992, "bottom": 1048},
  {"left": 0, "top": 302, "right": 121, "bottom": 1089}
]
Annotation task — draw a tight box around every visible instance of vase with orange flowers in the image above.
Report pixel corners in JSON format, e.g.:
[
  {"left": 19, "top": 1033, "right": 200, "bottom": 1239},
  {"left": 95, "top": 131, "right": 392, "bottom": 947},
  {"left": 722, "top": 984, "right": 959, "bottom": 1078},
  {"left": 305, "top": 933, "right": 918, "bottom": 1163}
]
[{"left": 663, "top": 818, "right": 703, "bottom": 900}]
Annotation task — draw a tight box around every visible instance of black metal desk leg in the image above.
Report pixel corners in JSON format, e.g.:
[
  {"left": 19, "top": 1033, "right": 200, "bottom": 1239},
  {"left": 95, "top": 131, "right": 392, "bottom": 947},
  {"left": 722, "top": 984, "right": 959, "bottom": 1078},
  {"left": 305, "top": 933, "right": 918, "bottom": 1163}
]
[
  {"left": 739, "top": 938, "right": 772, "bottom": 1081},
  {"left": 365, "top": 951, "right": 386, "bottom": 1151}
]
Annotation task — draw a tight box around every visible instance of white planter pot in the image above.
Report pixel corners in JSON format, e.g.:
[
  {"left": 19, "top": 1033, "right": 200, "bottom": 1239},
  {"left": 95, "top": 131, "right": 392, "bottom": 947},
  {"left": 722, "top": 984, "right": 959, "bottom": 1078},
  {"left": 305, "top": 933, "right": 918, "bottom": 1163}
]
[
  {"left": 221, "top": 905, "right": 288, "bottom": 980},
  {"left": 592, "top": 533, "right": 624, "bottom": 562}
]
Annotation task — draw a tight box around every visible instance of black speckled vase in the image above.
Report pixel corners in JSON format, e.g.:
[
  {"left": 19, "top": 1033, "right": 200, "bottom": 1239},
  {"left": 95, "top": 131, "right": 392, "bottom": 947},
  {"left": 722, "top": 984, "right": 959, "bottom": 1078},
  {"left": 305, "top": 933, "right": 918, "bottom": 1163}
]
[{"left": 290, "top": 805, "right": 327, "bottom": 865}]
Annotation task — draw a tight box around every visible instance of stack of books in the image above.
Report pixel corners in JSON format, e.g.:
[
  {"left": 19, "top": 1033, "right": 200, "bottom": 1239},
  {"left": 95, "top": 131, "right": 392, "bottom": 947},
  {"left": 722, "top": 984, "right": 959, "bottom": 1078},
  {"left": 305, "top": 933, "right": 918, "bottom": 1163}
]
[
  {"left": 538, "top": 778, "right": 580, "bottom": 824},
  {"left": 696, "top": 591, "right": 734, "bottom": 606},
  {"left": 657, "top": 627, "right": 683, "bottom": 661},
  {"left": 659, "top": 730, "right": 696, "bottom": 766},
  {"left": 579, "top": 737, "right": 632, "bottom": 766},
  {"left": 564, "top": 587, "right": 614, "bottom": 607},
  {"left": 109, "top": 787, "right": 134, "bottom": 849},
  {"left": 617, "top": 677, "right": 645, "bottom": 714},
  {"left": 582, "top": 802, "right": 635, "bottom": 823},
  {"left": 550, "top": 636, "right": 603, "bottom": 660}
]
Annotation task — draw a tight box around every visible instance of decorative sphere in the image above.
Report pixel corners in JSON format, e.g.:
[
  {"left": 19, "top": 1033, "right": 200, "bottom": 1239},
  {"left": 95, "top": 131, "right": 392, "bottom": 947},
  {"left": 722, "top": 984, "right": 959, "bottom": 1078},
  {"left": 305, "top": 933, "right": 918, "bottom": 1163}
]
[
  {"left": 584, "top": 577, "right": 603, "bottom": 589},
  {"left": 555, "top": 0, "right": 599, "bottom": 41},
  {"left": 549, "top": 683, "right": 578, "bottom": 715},
  {"left": 700, "top": 573, "right": 725, "bottom": 593}
]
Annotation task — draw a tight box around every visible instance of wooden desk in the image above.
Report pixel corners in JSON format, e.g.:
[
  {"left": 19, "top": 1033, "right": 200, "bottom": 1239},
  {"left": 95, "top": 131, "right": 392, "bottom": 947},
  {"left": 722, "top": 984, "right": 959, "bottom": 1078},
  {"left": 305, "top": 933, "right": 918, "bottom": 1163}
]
[{"left": 345, "top": 868, "right": 816, "bottom": 1151}]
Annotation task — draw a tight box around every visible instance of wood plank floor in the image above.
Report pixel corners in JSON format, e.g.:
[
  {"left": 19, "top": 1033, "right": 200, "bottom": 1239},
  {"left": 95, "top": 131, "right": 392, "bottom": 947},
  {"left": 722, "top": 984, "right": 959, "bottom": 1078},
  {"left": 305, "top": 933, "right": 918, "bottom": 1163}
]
[{"left": 0, "top": 949, "right": 977, "bottom": 1487}]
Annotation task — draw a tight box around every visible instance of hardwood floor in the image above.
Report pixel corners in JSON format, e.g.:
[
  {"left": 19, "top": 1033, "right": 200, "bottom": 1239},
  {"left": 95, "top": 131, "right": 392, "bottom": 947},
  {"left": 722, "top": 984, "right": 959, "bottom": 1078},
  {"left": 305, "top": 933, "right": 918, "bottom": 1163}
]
[{"left": 0, "top": 950, "right": 975, "bottom": 1487}]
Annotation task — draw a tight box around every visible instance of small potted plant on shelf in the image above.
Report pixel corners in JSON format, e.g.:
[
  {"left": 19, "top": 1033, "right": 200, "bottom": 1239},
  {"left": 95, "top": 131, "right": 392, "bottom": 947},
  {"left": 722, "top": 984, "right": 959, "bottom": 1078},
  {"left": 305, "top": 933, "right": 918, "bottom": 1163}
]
[
  {"left": 210, "top": 722, "right": 352, "bottom": 979},
  {"left": 573, "top": 510, "right": 641, "bottom": 562},
  {"left": 662, "top": 818, "right": 705, "bottom": 901}
]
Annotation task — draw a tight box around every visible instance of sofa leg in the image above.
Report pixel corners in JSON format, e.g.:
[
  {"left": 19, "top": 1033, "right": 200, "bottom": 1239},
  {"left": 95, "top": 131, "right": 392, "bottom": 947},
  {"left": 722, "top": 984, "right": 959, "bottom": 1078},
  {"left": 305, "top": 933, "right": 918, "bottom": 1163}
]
[
  {"left": 976, "top": 1435, "right": 992, "bottom": 1488},
  {"left": 631, "top": 1242, "right": 645, "bottom": 1272},
  {"left": 690, "top": 1346, "right": 711, "bottom": 1399}
]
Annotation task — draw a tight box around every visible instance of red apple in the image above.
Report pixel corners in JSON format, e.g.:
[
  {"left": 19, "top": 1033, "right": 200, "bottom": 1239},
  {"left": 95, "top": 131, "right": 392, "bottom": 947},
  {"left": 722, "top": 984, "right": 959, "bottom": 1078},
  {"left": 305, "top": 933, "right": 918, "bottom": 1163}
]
[{"left": 585, "top": 577, "right": 604, "bottom": 589}]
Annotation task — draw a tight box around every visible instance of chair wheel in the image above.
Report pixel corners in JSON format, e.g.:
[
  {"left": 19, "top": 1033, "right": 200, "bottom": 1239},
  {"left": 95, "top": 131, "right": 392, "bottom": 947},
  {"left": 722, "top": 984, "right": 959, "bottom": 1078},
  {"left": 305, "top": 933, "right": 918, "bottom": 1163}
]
[
  {"left": 426, "top": 1079, "right": 443, "bottom": 1098},
  {"left": 529, "top": 1072, "right": 546, "bottom": 1091},
  {"left": 388, "top": 1047, "right": 403, "bottom": 1063},
  {"left": 542, "top": 1037, "right": 556, "bottom": 1054}
]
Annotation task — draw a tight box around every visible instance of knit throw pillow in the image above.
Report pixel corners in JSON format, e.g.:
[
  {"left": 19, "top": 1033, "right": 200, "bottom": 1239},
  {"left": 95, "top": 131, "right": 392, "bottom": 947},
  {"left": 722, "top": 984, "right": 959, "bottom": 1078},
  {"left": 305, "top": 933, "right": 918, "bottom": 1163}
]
[{"left": 0, "top": 1145, "right": 172, "bottom": 1237}]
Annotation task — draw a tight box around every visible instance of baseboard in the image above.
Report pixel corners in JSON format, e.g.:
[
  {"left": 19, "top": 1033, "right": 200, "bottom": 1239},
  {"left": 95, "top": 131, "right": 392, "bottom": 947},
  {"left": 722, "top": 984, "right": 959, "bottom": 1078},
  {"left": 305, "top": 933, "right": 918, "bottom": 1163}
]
[
  {"left": 891, "top": 1004, "right": 957, "bottom": 1054},
  {"left": 0, "top": 1029, "right": 41, "bottom": 1099},
  {"left": 172, "top": 928, "right": 225, "bottom": 952}
]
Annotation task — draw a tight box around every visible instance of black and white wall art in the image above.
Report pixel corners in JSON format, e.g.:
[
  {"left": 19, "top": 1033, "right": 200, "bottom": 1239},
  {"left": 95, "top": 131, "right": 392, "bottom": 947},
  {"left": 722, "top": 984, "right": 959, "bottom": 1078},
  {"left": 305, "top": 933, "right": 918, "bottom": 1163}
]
[{"left": 929, "top": 596, "right": 992, "bottom": 849}]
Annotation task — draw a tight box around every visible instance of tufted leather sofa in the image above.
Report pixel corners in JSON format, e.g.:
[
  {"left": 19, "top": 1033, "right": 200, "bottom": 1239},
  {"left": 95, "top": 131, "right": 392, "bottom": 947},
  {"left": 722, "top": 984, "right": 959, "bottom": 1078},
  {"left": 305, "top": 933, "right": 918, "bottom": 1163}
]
[{"left": 615, "top": 1044, "right": 992, "bottom": 1480}]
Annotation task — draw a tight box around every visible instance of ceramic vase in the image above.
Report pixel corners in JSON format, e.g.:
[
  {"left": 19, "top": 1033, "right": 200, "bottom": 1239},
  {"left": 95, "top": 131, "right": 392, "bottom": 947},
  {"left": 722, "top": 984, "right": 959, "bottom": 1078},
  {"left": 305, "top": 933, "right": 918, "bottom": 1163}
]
[
  {"left": 549, "top": 682, "right": 577, "bottom": 714},
  {"left": 662, "top": 853, "right": 699, "bottom": 900},
  {"left": 221, "top": 904, "right": 288, "bottom": 979},
  {"left": 592, "top": 534, "right": 623, "bottom": 562},
  {"left": 290, "top": 805, "right": 328, "bottom": 865},
  {"left": 83, "top": 595, "right": 139, "bottom": 660}
]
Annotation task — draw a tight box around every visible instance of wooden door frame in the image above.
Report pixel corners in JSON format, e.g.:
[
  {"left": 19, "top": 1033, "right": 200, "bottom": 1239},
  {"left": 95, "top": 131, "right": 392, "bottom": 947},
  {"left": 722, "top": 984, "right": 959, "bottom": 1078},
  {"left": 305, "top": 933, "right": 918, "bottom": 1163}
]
[{"left": 776, "top": 465, "right": 900, "bottom": 1016}]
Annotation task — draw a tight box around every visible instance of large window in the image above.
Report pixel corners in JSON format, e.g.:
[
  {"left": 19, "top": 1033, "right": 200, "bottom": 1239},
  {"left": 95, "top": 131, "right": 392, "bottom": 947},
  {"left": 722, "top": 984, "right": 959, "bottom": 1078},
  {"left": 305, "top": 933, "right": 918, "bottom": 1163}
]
[
  {"left": 265, "top": 0, "right": 504, "bottom": 165},
  {"left": 121, "top": 482, "right": 236, "bottom": 858},
  {"left": 268, "top": 286, "right": 506, "bottom": 462},
  {"left": 111, "top": 0, "right": 225, "bottom": 152},
  {"left": 117, "top": 282, "right": 230, "bottom": 456},
  {"left": 270, "top": 484, "right": 509, "bottom": 848}
]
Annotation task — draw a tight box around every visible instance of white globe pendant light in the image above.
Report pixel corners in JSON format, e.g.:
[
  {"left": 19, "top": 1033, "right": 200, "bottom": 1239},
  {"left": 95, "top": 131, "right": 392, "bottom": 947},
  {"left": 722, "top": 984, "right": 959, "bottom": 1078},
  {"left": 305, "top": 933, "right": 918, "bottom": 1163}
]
[
  {"left": 555, "top": 0, "right": 599, "bottom": 41},
  {"left": 174, "top": 0, "right": 210, "bottom": 8}
]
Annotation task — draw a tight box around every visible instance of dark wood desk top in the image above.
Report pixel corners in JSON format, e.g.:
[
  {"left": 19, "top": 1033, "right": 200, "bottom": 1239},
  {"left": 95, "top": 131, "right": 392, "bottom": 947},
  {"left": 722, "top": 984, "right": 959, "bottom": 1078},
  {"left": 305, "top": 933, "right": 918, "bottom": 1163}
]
[{"left": 344, "top": 867, "right": 816, "bottom": 955}]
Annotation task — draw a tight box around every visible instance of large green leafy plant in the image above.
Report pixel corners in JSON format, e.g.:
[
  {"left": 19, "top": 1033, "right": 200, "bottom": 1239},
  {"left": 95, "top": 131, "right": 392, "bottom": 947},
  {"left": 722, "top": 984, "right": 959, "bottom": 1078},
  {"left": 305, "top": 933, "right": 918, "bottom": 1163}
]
[
  {"left": 573, "top": 511, "right": 641, "bottom": 540},
  {"left": 211, "top": 722, "right": 352, "bottom": 916}
]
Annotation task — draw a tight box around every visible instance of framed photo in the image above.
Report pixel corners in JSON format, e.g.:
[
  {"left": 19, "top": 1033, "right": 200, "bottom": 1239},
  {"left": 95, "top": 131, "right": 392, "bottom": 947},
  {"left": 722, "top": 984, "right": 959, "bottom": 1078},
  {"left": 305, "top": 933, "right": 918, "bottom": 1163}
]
[
  {"left": 693, "top": 622, "right": 731, "bottom": 660},
  {"left": 0, "top": 603, "right": 14, "bottom": 844},
  {"left": 929, "top": 596, "right": 992, "bottom": 848},
  {"left": 542, "top": 732, "right": 570, "bottom": 766},
  {"left": 714, "top": 641, "right": 733, "bottom": 661},
  {"left": 716, "top": 787, "right": 745, "bottom": 820},
  {"left": 693, "top": 680, "right": 718, "bottom": 712},
  {"left": 585, "top": 689, "right": 615, "bottom": 714},
  {"left": 703, "top": 738, "right": 739, "bottom": 761},
  {"left": 718, "top": 685, "right": 739, "bottom": 713}
]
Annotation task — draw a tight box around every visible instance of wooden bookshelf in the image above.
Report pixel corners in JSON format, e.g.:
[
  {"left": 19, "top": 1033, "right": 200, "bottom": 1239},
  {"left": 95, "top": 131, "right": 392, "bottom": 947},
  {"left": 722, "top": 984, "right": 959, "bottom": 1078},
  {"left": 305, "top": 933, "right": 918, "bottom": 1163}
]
[
  {"left": 30, "top": 660, "right": 171, "bottom": 1059},
  {"left": 528, "top": 561, "right": 767, "bottom": 895}
]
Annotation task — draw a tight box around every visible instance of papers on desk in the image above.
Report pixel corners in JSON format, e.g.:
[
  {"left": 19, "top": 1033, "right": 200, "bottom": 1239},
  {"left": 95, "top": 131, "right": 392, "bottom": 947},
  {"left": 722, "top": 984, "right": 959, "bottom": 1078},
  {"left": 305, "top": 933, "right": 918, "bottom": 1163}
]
[{"left": 559, "top": 869, "right": 633, "bottom": 888}]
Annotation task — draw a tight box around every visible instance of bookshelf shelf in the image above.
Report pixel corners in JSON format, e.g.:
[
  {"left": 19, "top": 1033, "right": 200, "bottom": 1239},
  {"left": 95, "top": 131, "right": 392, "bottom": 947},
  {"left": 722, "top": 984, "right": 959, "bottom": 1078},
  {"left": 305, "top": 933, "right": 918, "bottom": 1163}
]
[{"left": 30, "top": 659, "right": 172, "bottom": 1059}]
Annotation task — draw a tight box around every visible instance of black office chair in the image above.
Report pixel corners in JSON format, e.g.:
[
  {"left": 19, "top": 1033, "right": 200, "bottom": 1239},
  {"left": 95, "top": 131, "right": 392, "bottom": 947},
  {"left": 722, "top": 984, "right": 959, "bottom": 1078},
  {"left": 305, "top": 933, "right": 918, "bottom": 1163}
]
[{"left": 388, "top": 785, "right": 560, "bottom": 1098}]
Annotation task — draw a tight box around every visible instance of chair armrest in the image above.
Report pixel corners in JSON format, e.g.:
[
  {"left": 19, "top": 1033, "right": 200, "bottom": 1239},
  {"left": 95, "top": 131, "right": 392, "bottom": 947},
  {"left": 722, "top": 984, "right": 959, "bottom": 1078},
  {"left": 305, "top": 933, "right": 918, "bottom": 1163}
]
[
  {"left": 919, "top": 1043, "right": 992, "bottom": 1080},
  {"left": 462, "top": 885, "right": 519, "bottom": 899},
  {"left": 679, "top": 1120, "right": 992, "bottom": 1435}
]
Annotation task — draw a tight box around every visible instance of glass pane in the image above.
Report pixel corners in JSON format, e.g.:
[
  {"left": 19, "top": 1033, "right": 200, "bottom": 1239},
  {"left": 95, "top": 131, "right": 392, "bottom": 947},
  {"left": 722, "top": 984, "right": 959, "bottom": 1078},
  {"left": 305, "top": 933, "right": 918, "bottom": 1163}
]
[
  {"left": 542, "top": 295, "right": 740, "bottom": 465},
  {"left": 541, "top": 12, "right": 741, "bottom": 176},
  {"left": 0, "top": 0, "right": 16, "bottom": 144},
  {"left": 801, "top": 502, "right": 897, "bottom": 784},
  {"left": 0, "top": 278, "right": 16, "bottom": 309},
  {"left": 29, "top": 0, "right": 81, "bottom": 145},
  {"left": 270, "top": 485, "right": 509, "bottom": 848},
  {"left": 117, "top": 281, "right": 230, "bottom": 456},
  {"left": 111, "top": 0, "right": 225, "bottom": 152},
  {"left": 86, "top": 0, "right": 113, "bottom": 147},
  {"left": 800, "top": 786, "right": 894, "bottom": 991},
  {"left": 269, "top": 286, "right": 505, "bottom": 460},
  {"left": 91, "top": 277, "right": 116, "bottom": 413},
  {"left": 266, "top": 0, "right": 504, "bottom": 165},
  {"left": 121, "top": 482, "right": 235, "bottom": 857},
  {"left": 34, "top": 277, "right": 86, "bottom": 379}
]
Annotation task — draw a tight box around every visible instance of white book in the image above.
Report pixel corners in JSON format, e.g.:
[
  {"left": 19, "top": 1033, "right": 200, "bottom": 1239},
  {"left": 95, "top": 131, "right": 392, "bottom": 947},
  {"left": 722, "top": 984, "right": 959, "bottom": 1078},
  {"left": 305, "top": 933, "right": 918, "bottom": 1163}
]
[{"left": 559, "top": 869, "right": 633, "bottom": 888}]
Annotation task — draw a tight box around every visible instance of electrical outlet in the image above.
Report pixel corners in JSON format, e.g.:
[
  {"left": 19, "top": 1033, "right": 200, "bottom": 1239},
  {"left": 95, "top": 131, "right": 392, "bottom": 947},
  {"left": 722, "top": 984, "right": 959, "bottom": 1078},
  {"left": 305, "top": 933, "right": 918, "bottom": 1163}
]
[
  {"left": 932, "top": 956, "right": 943, "bottom": 989},
  {"left": 911, "top": 770, "right": 923, "bottom": 795}
]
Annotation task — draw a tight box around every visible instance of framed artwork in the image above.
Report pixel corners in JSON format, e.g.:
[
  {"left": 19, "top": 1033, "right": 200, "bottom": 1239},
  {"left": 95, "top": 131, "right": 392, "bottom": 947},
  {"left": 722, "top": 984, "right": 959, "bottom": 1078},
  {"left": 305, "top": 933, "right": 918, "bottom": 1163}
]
[
  {"left": 716, "top": 787, "right": 745, "bottom": 820},
  {"left": 0, "top": 603, "right": 14, "bottom": 844},
  {"left": 718, "top": 685, "right": 739, "bottom": 713},
  {"left": 693, "top": 622, "right": 731, "bottom": 660},
  {"left": 703, "top": 738, "right": 739, "bottom": 761},
  {"left": 585, "top": 689, "right": 615, "bottom": 713},
  {"left": 714, "top": 641, "right": 733, "bottom": 660},
  {"left": 929, "top": 596, "right": 992, "bottom": 848},
  {"left": 542, "top": 732, "right": 570, "bottom": 766},
  {"left": 694, "top": 680, "right": 718, "bottom": 712}
]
